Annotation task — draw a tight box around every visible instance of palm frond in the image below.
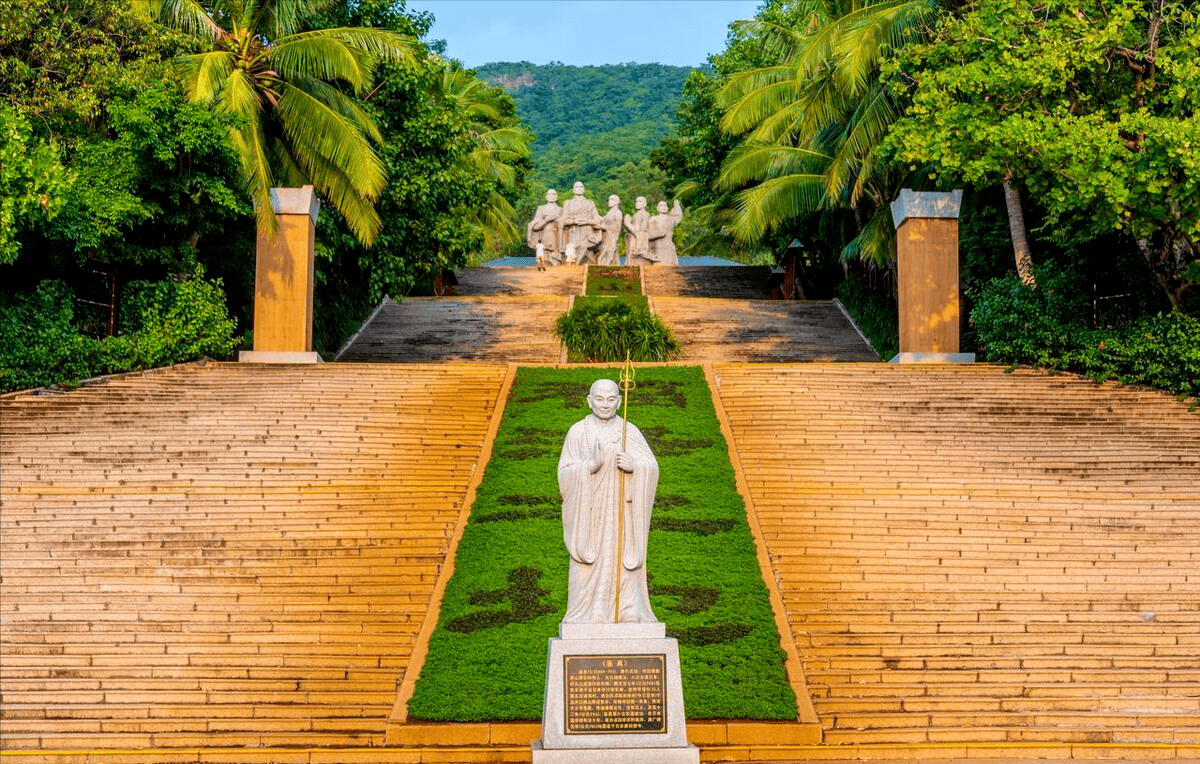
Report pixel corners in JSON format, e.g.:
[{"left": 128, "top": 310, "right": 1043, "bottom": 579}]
[
  {"left": 150, "top": 0, "right": 224, "bottom": 41},
  {"left": 227, "top": 106, "right": 276, "bottom": 238},
  {"left": 719, "top": 66, "right": 806, "bottom": 136},
  {"left": 824, "top": 81, "right": 897, "bottom": 201},
  {"left": 270, "top": 35, "right": 371, "bottom": 92},
  {"left": 289, "top": 143, "right": 382, "bottom": 245},
  {"left": 839, "top": 205, "right": 895, "bottom": 264},
  {"left": 275, "top": 84, "right": 386, "bottom": 198},
  {"left": 285, "top": 27, "right": 416, "bottom": 68},
  {"left": 729, "top": 174, "right": 830, "bottom": 242},
  {"left": 718, "top": 142, "right": 830, "bottom": 190},
  {"left": 176, "top": 50, "right": 236, "bottom": 103},
  {"left": 291, "top": 77, "right": 382, "bottom": 143},
  {"left": 835, "top": 0, "right": 935, "bottom": 95},
  {"left": 219, "top": 68, "right": 263, "bottom": 117}
]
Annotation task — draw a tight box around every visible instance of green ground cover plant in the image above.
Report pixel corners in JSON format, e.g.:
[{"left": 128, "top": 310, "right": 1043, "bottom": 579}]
[
  {"left": 554, "top": 300, "right": 680, "bottom": 362},
  {"left": 407, "top": 366, "right": 796, "bottom": 722}
]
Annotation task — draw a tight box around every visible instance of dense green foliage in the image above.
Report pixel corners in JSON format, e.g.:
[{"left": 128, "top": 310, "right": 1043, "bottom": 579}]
[
  {"left": 652, "top": 0, "right": 1197, "bottom": 392},
  {"left": 555, "top": 300, "right": 681, "bottom": 362},
  {"left": 143, "top": 0, "right": 417, "bottom": 245},
  {"left": 835, "top": 275, "right": 897, "bottom": 360},
  {"left": 0, "top": 272, "right": 239, "bottom": 391},
  {"left": 556, "top": 268, "right": 679, "bottom": 362},
  {"left": 0, "top": 0, "right": 530, "bottom": 388},
  {"left": 408, "top": 366, "right": 797, "bottom": 721},
  {"left": 972, "top": 273, "right": 1200, "bottom": 405},
  {"left": 887, "top": 0, "right": 1200, "bottom": 309},
  {"left": 476, "top": 62, "right": 690, "bottom": 191},
  {"left": 476, "top": 62, "right": 692, "bottom": 254}
]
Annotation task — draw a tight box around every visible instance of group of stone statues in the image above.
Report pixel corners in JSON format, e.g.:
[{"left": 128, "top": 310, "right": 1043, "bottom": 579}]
[{"left": 527, "top": 182, "right": 683, "bottom": 268}]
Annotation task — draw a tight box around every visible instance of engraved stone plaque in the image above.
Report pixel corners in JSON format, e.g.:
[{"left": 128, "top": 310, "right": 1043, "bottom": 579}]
[{"left": 564, "top": 654, "right": 665, "bottom": 734}]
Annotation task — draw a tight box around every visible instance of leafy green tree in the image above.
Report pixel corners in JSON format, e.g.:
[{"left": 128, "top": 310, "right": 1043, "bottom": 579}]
[
  {"left": 439, "top": 66, "right": 533, "bottom": 255},
  {"left": 143, "top": 0, "right": 417, "bottom": 244},
  {"left": 302, "top": 1, "right": 531, "bottom": 350},
  {"left": 0, "top": 107, "right": 70, "bottom": 263},
  {"left": 886, "top": 0, "right": 1200, "bottom": 308}
]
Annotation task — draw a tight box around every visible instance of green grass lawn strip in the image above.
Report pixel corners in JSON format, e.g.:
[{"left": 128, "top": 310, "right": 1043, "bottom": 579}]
[
  {"left": 586, "top": 266, "right": 642, "bottom": 297},
  {"left": 407, "top": 366, "right": 796, "bottom": 722}
]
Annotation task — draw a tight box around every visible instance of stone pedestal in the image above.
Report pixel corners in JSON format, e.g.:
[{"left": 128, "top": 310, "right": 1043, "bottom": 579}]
[
  {"left": 890, "top": 189, "right": 974, "bottom": 363},
  {"left": 533, "top": 623, "right": 699, "bottom": 764},
  {"left": 240, "top": 186, "right": 322, "bottom": 364}
]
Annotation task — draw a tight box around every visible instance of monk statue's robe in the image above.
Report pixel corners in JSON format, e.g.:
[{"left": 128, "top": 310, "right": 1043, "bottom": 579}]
[{"left": 557, "top": 413, "right": 659, "bottom": 624}]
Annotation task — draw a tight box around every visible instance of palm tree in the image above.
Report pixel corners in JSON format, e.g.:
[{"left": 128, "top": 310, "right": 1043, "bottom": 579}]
[
  {"left": 142, "top": 0, "right": 415, "bottom": 244},
  {"left": 715, "top": 0, "right": 937, "bottom": 262},
  {"left": 437, "top": 66, "right": 531, "bottom": 254}
]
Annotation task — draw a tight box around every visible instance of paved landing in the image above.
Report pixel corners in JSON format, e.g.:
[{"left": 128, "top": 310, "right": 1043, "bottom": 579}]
[
  {"left": 643, "top": 265, "right": 775, "bottom": 299},
  {"left": 451, "top": 267, "right": 583, "bottom": 297}
]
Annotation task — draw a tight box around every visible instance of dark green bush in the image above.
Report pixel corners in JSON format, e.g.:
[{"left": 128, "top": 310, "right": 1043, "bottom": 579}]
[
  {"left": 973, "top": 272, "right": 1199, "bottom": 405},
  {"left": 835, "top": 276, "right": 897, "bottom": 360},
  {"left": 0, "top": 281, "right": 100, "bottom": 391},
  {"left": 554, "top": 299, "right": 681, "bottom": 362},
  {"left": 99, "top": 271, "right": 239, "bottom": 372},
  {"left": 0, "top": 270, "right": 240, "bottom": 392},
  {"left": 971, "top": 271, "right": 1079, "bottom": 367}
]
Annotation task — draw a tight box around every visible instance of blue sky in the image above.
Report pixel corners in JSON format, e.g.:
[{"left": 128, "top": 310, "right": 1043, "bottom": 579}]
[{"left": 404, "top": 0, "right": 763, "bottom": 67}]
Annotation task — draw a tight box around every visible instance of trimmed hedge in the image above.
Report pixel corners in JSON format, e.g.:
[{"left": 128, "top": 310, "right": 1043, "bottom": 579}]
[{"left": 407, "top": 366, "right": 797, "bottom": 721}]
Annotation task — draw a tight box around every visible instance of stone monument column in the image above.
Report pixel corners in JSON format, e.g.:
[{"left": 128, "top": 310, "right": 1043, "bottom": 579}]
[
  {"left": 890, "top": 189, "right": 974, "bottom": 363},
  {"left": 240, "top": 186, "right": 322, "bottom": 364}
]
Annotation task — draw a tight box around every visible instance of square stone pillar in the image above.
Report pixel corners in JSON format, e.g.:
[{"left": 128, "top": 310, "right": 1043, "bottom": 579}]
[
  {"left": 889, "top": 189, "right": 973, "bottom": 363},
  {"left": 240, "top": 186, "right": 322, "bottom": 364}
]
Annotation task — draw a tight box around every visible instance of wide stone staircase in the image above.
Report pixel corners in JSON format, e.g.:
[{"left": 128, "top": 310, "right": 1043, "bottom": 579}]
[
  {"left": 711, "top": 363, "right": 1200, "bottom": 753},
  {"left": 336, "top": 266, "right": 877, "bottom": 363},
  {"left": 0, "top": 362, "right": 509, "bottom": 752},
  {"left": 4, "top": 268, "right": 1199, "bottom": 762}
]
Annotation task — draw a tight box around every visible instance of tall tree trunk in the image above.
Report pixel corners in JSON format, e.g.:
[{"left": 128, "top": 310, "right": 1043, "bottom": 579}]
[{"left": 1003, "top": 173, "right": 1036, "bottom": 286}]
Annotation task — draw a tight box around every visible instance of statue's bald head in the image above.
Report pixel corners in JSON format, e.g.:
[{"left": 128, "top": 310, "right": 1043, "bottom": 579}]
[
  {"left": 590, "top": 379, "right": 618, "bottom": 397},
  {"left": 587, "top": 379, "right": 621, "bottom": 420}
]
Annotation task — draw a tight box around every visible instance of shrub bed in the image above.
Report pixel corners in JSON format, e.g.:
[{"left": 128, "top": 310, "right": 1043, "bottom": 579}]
[
  {"left": 973, "top": 274, "right": 1200, "bottom": 407},
  {"left": 554, "top": 300, "right": 680, "bottom": 362}
]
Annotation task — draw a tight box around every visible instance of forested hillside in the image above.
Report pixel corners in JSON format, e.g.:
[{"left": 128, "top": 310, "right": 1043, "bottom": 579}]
[{"left": 476, "top": 62, "right": 694, "bottom": 216}]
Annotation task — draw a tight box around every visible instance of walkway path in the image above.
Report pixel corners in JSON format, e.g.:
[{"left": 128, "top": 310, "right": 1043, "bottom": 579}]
[{"left": 1, "top": 362, "right": 509, "bottom": 752}]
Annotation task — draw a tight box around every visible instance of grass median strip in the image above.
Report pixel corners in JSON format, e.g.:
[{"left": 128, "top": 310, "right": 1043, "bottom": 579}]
[{"left": 406, "top": 365, "right": 796, "bottom": 722}]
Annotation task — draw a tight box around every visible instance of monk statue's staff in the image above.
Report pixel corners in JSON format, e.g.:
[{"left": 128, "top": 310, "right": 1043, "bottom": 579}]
[{"left": 615, "top": 357, "right": 636, "bottom": 623}]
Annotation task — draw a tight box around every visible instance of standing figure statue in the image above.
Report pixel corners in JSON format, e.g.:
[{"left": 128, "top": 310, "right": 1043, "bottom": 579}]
[
  {"left": 597, "top": 195, "right": 623, "bottom": 266},
  {"left": 558, "top": 378, "right": 659, "bottom": 624},
  {"left": 560, "top": 181, "right": 603, "bottom": 264},
  {"left": 623, "top": 196, "right": 651, "bottom": 266},
  {"left": 646, "top": 200, "right": 684, "bottom": 266},
  {"left": 527, "top": 189, "right": 562, "bottom": 266}
]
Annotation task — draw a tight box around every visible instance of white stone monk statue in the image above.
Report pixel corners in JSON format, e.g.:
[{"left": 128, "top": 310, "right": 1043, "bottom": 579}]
[
  {"left": 623, "top": 196, "right": 651, "bottom": 266},
  {"left": 560, "top": 181, "right": 603, "bottom": 264},
  {"left": 558, "top": 378, "right": 659, "bottom": 624},
  {"left": 597, "top": 195, "right": 623, "bottom": 266},
  {"left": 528, "top": 188, "right": 562, "bottom": 265},
  {"left": 646, "top": 200, "right": 684, "bottom": 266}
]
